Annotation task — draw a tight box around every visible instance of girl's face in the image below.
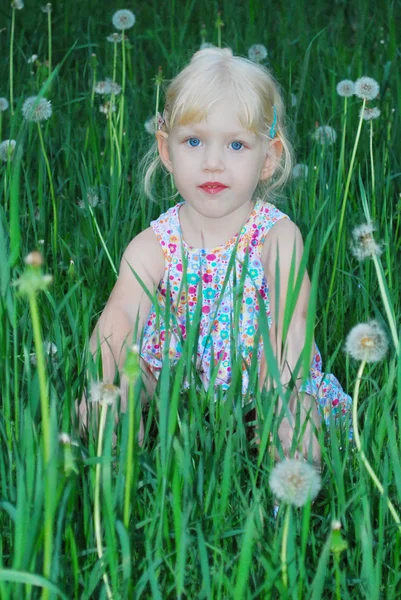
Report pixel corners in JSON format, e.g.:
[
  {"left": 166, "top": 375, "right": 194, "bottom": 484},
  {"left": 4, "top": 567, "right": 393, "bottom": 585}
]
[{"left": 156, "top": 97, "right": 282, "bottom": 220}]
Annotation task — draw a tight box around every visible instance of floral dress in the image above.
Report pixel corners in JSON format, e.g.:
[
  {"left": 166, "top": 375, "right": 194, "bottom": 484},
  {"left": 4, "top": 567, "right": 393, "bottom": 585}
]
[{"left": 140, "top": 198, "right": 352, "bottom": 429}]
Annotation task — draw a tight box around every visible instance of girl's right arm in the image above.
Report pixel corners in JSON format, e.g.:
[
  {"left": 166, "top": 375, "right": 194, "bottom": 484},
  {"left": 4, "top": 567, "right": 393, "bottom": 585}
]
[{"left": 78, "top": 227, "right": 165, "bottom": 435}]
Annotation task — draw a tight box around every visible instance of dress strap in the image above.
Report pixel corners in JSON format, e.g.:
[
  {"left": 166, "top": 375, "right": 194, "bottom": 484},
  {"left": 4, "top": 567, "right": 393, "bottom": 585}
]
[{"left": 150, "top": 203, "right": 183, "bottom": 263}]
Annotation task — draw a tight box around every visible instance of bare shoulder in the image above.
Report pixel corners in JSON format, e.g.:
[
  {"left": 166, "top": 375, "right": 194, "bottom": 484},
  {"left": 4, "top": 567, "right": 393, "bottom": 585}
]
[
  {"left": 261, "top": 217, "right": 304, "bottom": 266},
  {"left": 120, "top": 226, "right": 165, "bottom": 286}
]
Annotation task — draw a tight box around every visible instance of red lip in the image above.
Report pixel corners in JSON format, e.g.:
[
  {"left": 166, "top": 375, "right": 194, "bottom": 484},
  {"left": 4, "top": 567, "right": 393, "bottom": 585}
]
[{"left": 199, "top": 182, "right": 228, "bottom": 188}]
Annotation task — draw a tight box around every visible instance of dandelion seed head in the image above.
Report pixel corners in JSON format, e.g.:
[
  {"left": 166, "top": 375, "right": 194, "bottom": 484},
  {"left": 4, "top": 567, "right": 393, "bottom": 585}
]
[
  {"left": 27, "top": 54, "right": 39, "bottom": 64},
  {"left": 99, "top": 102, "right": 116, "bottom": 116},
  {"left": 336, "top": 79, "right": 355, "bottom": 97},
  {"left": 292, "top": 163, "right": 309, "bottom": 179},
  {"left": 354, "top": 76, "right": 380, "bottom": 101},
  {"left": 24, "top": 250, "right": 43, "bottom": 267},
  {"left": 0, "top": 139, "right": 16, "bottom": 162},
  {"left": 269, "top": 459, "right": 321, "bottom": 507},
  {"left": 112, "top": 9, "right": 135, "bottom": 30},
  {"left": 344, "top": 320, "right": 388, "bottom": 363},
  {"left": 59, "top": 432, "right": 71, "bottom": 445},
  {"left": 106, "top": 32, "right": 126, "bottom": 43},
  {"left": 22, "top": 96, "right": 52, "bottom": 122},
  {"left": 332, "top": 520, "right": 342, "bottom": 530},
  {"left": 312, "top": 125, "right": 337, "bottom": 145},
  {"left": 94, "top": 79, "right": 121, "bottom": 96},
  {"left": 248, "top": 44, "right": 268, "bottom": 63},
  {"left": 360, "top": 107, "right": 381, "bottom": 121},
  {"left": 90, "top": 381, "right": 121, "bottom": 405},
  {"left": 41, "top": 3, "right": 52, "bottom": 13},
  {"left": 351, "top": 222, "right": 383, "bottom": 260},
  {"left": 144, "top": 116, "right": 156, "bottom": 135},
  {"left": 11, "top": 0, "right": 24, "bottom": 9},
  {"left": 0, "top": 98, "right": 10, "bottom": 111}
]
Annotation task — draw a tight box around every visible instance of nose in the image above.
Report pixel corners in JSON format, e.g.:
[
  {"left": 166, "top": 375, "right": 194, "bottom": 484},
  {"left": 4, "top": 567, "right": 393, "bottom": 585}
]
[{"left": 202, "top": 144, "right": 224, "bottom": 172}]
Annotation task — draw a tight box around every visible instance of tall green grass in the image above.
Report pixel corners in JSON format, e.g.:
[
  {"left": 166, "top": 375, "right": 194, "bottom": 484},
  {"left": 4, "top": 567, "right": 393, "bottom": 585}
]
[{"left": 0, "top": 0, "right": 400, "bottom": 597}]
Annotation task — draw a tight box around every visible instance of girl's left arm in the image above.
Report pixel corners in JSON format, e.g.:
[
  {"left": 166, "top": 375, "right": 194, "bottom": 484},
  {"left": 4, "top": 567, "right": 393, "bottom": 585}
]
[{"left": 260, "top": 218, "right": 321, "bottom": 463}]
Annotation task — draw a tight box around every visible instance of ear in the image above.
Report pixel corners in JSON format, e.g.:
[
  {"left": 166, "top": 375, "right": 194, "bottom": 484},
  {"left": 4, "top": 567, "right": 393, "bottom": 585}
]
[
  {"left": 260, "top": 138, "right": 283, "bottom": 181},
  {"left": 156, "top": 131, "right": 173, "bottom": 173}
]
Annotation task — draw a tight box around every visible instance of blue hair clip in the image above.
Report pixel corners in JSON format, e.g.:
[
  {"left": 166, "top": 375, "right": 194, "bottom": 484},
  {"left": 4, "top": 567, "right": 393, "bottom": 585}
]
[{"left": 269, "top": 104, "right": 277, "bottom": 139}]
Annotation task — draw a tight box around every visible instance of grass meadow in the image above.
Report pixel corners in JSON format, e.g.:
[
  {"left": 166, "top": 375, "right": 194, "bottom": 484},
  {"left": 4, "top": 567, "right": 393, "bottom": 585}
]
[{"left": 0, "top": 0, "right": 401, "bottom": 598}]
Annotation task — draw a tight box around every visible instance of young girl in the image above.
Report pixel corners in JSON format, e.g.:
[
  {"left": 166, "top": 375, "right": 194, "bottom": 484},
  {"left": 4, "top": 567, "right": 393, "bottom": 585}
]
[{"left": 80, "top": 47, "right": 352, "bottom": 459}]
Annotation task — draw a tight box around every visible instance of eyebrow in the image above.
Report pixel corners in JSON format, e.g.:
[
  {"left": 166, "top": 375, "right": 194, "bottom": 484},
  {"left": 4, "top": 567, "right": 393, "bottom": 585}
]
[{"left": 176, "top": 126, "right": 254, "bottom": 138}]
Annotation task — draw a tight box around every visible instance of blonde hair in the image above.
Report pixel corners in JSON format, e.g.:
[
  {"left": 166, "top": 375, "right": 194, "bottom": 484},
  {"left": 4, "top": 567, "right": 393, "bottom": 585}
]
[{"left": 141, "top": 47, "right": 294, "bottom": 203}]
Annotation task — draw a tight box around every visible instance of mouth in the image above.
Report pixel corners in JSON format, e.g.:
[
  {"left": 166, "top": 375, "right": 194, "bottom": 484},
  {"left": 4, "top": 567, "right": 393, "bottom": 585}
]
[{"left": 199, "top": 183, "right": 228, "bottom": 195}]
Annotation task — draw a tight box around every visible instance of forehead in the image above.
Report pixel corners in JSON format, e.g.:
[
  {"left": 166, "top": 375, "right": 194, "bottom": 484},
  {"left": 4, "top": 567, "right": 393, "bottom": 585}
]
[{"left": 174, "top": 98, "right": 257, "bottom": 136}]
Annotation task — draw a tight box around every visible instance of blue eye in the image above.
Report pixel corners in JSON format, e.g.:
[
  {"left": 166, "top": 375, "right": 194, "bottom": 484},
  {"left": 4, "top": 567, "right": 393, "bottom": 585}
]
[
  {"left": 186, "top": 137, "right": 201, "bottom": 147},
  {"left": 230, "top": 141, "right": 244, "bottom": 151}
]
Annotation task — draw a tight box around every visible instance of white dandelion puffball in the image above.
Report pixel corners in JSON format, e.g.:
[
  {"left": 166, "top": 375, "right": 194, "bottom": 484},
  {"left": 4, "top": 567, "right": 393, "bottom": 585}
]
[
  {"left": 27, "top": 54, "right": 39, "bottom": 64},
  {"left": 107, "top": 33, "right": 125, "bottom": 43},
  {"left": 354, "top": 76, "right": 380, "bottom": 101},
  {"left": 292, "top": 163, "right": 309, "bottom": 179},
  {"left": 336, "top": 79, "right": 355, "bottom": 97},
  {"left": 144, "top": 116, "right": 156, "bottom": 135},
  {"left": 22, "top": 96, "right": 52, "bottom": 122},
  {"left": 12, "top": 0, "right": 24, "bottom": 8},
  {"left": 30, "top": 341, "right": 58, "bottom": 366},
  {"left": 90, "top": 381, "right": 121, "bottom": 405},
  {"left": 95, "top": 79, "right": 121, "bottom": 95},
  {"left": 112, "top": 9, "right": 136, "bottom": 30},
  {"left": 351, "top": 222, "right": 383, "bottom": 260},
  {"left": 78, "top": 187, "right": 99, "bottom": 209},
  {"left": 0, "top": 140, "right": 17, "bottom": 162},
  {"left": 312, "top": 125, "right": 337, "bottom": 145},
  {"left": 99, "top": 102, "right": 116, "bottom": 116},
  {"left": 248, "top": 44, "right": 268, "bottom": 62},
  {"left": 269, "top": 459, "right": 321, "bottom": 507},
  {"left": 0, "top": 97, "right": 9, "bottom": 111},
  {"left": 360, "top": 107, "right": 381, "bottom": 121},
  {"left": 344, "top": 320, "right": 388, "bottom": 363},
  {"left": 41, "top": 3, "right": 52, "bottom": 13}
]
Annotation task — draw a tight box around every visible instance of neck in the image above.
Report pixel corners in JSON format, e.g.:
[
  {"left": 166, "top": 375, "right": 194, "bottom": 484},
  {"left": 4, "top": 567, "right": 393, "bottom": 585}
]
[{"left": 179, "top": 199, "right": 255, "bottom": 249}]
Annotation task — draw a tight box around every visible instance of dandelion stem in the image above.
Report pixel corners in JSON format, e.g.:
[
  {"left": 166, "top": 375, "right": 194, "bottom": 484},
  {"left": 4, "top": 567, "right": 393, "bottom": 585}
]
[
  {"left": 118, "top": 35, "right": 126, "bottom": 150},
  {"left": 94, "top": 402, "right": 113, "bottom": 600},
  {"left": 372, "top": 254, "right": 399, "bottom": 354},
  {"left": 9, "top": 7, "right": 16, "bottom": 115},
  {"left": 369, "top": 120, "right": 376, "bottom": 220},
  {"left": 281, "top": 504, "right": 291, "bottom": 589},
  {"left": 47, "top": 8, "right": 52, "bottom": 87},
  {"left": 334, "top": 553, "right": 341, "bottom": 600},
  {"left": 353, "top": 359, "right": 401, "bottom": 528},
  {"left": 36, "top": 123, "right": 57, "bottom": 262},
  {"left": 326, "top": 98, "right": 367, "bottom": 317}
]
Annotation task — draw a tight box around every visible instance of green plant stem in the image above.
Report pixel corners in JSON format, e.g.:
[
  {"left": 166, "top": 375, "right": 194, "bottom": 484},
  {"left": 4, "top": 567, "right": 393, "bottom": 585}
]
[
  {"left": 118, "top": 35, "right": 126, "bottom": 149},
  {"left": 353, "top": 359, "right": 401, "bottom": 528},
  {"left": 36, "top": 123, "right": 57, "bottom": 262},
  {"left": 124, "top": 382, "right": 135, "bottom": 528},
  {"left": 9, "top": 8, "right": 16, "bottom": 115},
  {"left": 94, "top": 402, "right": 113, "bottom": 600},
  {"left": 28, "top": 291, "right": 53, "bottom": 598},
  {"left": 87, "top": 205, "right": 118, "bottom": 278},
  {"left": 47, "top": 9, "right": 52, "bottom": 86},
  {"left": 326, "top": 98, "right": 367, "bottom": 317},
  {"left": 334, "top": 553, "right": 341, "bottom": 600},
  {"left": 112, "top": 40, "right": 117, "bottom": 84},
  {"left": 369, "top": 120, "right": 376, "bottom": 220},
  {"left": 371, "top": 254, "right": 400, "bottom": 354},
  {"left": 281, "top": 504, "right": 290, "bottom": 589}
]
